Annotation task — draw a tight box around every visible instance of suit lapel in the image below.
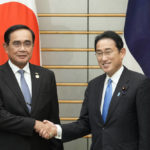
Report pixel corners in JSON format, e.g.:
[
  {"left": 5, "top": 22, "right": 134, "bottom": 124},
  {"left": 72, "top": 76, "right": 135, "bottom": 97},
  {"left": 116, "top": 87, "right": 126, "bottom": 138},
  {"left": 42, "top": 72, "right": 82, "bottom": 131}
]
[
  {"left": 95, "top": 74, "right": 106, "bottom": 125},
  {"left": 105, "top": 68, "right": 129, "bottom": 124},
  {"left": 1, "top": 63, "right": 30, "bottom": 115},
  {"left": 29, "top": 64, "right": 41, "bottom": 114}
]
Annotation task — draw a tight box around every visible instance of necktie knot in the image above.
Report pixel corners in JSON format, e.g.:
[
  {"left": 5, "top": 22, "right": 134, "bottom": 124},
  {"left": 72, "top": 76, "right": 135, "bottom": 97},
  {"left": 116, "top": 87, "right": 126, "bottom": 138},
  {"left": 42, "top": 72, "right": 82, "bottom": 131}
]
[
  {"left": 108, "top": 78, "right": 112, "bottom": 85},
  {"left": 18, "top": 69, "right": 25, "bottom": 76}
]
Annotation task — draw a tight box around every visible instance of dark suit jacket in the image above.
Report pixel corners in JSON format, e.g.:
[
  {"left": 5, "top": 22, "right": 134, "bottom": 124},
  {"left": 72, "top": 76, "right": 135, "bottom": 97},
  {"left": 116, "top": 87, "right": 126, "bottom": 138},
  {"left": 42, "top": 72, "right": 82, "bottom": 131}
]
[
  {"left": 62, "top": 67, "right": 150, "bottom": 150},
  {"left": 0, "top": 62, "right": 63, "bottom": 150}
]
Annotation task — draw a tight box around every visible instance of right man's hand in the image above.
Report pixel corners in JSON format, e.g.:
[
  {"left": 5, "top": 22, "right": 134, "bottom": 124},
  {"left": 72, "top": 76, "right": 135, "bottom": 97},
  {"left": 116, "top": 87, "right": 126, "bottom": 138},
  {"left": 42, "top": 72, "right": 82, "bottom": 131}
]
[
  {"left": 34, "top": 120, "right": 57, "bottom": 139},
  {"left": 34, "top": 120, "right": 55, "bottom": 139}
]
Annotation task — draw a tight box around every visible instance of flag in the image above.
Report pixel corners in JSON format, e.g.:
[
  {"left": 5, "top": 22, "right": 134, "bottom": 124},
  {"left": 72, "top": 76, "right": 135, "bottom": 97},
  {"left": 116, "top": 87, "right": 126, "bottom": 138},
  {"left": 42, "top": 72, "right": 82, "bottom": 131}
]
[
  {"left": 124, "top": 0, "right": 150, "bottom": 77},
  {"left": 0, "top": 0, "right": 40, "bottom": 65}
]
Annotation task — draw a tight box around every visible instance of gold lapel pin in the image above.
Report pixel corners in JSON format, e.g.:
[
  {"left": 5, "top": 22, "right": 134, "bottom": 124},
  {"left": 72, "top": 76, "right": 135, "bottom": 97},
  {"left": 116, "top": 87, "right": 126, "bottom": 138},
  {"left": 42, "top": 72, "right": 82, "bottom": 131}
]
[{"left": 35, "top": 72, "right": 40, "bottom": 78}]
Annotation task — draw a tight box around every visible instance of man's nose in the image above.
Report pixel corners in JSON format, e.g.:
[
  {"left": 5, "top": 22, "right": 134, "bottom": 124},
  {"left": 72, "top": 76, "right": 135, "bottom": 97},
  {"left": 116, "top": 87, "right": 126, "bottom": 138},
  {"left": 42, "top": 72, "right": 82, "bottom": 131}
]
[
  {"left": 19, "top": 44, "right": 26, "bottom": 50},
  {"left": 101, "top": 53, "right": 107, "bottom": 61}
]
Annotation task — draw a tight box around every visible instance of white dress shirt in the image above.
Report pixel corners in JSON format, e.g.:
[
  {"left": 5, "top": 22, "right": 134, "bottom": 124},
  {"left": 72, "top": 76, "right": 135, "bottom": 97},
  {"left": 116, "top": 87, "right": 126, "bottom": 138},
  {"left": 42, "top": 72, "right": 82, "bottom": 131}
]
[{"left": 8, "top": 60, "right": 32, "bottom": 96}]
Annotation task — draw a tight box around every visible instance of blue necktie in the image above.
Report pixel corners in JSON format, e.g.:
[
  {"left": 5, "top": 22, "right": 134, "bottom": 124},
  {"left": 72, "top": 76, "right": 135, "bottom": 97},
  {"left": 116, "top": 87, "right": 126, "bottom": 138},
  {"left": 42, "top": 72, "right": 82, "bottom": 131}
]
[
  {"left": 18, "top": 70, "right": 31, "bottom": 112},
  {"left": 102, "top": 79, "right": 112, "bottom": 123}
]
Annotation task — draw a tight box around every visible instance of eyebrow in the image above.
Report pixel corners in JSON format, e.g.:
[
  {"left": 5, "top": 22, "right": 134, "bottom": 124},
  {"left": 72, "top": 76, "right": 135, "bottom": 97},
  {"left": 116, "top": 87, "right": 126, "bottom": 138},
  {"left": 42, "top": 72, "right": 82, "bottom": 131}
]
[
  {"left": 12, "top": 40, "right": 32, "bottom": 43},
  {"left": 105, "top": 48, "right": 112, "bottom": 51},
  {"left": 96, "top": 48, "right": 112, "bottom": 51}
]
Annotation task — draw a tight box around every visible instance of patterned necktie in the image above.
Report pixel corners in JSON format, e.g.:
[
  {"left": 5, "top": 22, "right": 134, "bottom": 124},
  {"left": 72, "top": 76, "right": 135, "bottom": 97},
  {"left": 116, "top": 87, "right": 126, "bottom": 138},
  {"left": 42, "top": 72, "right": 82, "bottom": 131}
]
[
  {"left": 18, "top": 70, "right": 31, "bottom": 112},
  {"left": 102, "top": 78, "right": 112, "bottom": 123}
]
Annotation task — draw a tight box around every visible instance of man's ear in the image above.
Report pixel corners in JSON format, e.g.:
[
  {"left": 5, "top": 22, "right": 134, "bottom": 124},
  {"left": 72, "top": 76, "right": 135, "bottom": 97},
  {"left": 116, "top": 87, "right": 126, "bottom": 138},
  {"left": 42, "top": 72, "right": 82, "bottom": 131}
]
[
  {"left": 3, "top": 43, "right": 8, "bottom": 54},
  {"left": 120, "top": 48, "right": 126, "bottom": 58}
]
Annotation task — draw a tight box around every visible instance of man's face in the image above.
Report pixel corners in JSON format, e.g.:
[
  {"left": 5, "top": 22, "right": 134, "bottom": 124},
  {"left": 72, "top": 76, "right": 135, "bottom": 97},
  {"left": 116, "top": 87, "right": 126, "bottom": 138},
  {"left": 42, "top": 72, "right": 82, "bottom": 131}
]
[
  {"left": 4, "top": 29, "right": 34, "bottom": 68},
  {"left": 95, "top": 38, "right": 126, "bottom": 77}
]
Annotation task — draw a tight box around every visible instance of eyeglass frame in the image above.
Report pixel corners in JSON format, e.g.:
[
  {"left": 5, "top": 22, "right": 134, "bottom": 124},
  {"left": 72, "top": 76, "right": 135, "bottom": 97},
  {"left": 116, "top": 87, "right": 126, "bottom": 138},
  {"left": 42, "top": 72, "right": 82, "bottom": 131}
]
[
  {"left": 10, "top": 40, "right": 33, "bottom": 49},
  {"left": 95, "top": 49, "right": 114, "bottom": 57}
]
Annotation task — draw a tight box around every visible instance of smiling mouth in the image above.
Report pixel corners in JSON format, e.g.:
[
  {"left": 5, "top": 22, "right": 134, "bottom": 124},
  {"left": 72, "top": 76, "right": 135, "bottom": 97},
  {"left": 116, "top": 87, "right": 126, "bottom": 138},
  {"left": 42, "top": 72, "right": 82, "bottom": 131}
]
[
  {"left": 102, "top": 62, "right": 111, "bottom": 67},
  {"left": 18, "top": 55, "right": 27, "bottom": 58}
]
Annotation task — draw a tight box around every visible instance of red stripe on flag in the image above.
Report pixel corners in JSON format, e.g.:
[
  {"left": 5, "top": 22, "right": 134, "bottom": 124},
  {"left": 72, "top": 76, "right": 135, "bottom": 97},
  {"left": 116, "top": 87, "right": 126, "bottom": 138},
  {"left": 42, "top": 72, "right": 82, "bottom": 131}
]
[{"left": 0, "top": 2, "right": 40, "bottom": 65}]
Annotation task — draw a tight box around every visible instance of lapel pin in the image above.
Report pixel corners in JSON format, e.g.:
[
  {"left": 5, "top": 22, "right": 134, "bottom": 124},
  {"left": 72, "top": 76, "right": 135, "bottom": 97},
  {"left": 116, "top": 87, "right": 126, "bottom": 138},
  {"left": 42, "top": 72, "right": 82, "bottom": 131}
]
[
  {"left": 35, "top": 72, "right": 40, "bottom": 78},
  {"left": 122, "top": 86, "right": 127, "bottom": 95},
  {"left": 117, "top": 92, "right": 120, "bottom": 97},
  {"left": 35, "top": 74, "right": 39, "bottom": 78},
  {"left": 122, "top": 86, "right": 126, "bottom": 90}
]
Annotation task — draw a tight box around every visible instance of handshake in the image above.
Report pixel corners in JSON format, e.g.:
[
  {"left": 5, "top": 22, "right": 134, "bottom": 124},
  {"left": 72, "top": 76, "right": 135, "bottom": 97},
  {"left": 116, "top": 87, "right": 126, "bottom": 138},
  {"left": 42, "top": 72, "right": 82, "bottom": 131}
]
[{"left": 34, "top": 120, "right": 57, "bottom": 140}]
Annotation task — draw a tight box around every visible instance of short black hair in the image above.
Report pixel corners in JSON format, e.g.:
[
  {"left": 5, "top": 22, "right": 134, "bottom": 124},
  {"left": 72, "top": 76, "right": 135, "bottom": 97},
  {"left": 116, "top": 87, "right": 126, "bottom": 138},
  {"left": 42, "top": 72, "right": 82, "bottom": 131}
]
[
  {"left": 4, "top": 24, "right": 35, "bottom": 45},
  {"left": 94, "top": 31, "right": 123, "bottom": 51}
]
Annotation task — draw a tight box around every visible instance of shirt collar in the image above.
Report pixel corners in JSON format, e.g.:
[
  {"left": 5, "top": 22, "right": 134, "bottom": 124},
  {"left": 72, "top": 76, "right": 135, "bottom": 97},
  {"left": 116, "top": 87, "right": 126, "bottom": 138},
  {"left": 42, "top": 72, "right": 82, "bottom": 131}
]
[
  {"left": 8, "top": 60, "right": 30, "bottom": 74},
  {"left": 106, "top": 66, "right": 124, "bottom": 84}
]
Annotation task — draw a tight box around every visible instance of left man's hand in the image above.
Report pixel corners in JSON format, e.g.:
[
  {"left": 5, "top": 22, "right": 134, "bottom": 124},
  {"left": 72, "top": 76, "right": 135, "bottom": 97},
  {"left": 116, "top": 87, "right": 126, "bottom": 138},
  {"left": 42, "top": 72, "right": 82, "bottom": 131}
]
[{"left": 38, "top": 120, "right": 57, "bottom": 140}]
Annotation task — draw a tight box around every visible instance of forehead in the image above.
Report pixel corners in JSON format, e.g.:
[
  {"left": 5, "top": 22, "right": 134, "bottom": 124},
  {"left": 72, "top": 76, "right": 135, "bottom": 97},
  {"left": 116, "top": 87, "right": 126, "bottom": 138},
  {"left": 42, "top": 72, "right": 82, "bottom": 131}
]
[
  {"left": 96, "top": 38, "right": 117, "bottom": 49},
  {"left": 9, "top": 29, "right": 32, "bottom": 41}
]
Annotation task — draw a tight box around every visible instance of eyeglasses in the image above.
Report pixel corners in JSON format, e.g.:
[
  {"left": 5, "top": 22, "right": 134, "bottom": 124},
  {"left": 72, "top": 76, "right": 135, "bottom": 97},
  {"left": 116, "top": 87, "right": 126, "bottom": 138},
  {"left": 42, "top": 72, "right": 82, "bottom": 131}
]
[
  {"left": 11, "top": 41, "right": 33, "bottom": 48},
  {"left": 95, "top": 50, "right": 113, "bottom": 57}
]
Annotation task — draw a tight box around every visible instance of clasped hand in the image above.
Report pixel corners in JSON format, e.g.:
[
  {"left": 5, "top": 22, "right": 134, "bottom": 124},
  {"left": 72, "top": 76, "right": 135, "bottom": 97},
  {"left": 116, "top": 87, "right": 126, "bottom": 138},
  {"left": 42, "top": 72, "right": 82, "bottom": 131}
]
[{"left": 34, "top": 120, "right": 56, "bottom": 140}]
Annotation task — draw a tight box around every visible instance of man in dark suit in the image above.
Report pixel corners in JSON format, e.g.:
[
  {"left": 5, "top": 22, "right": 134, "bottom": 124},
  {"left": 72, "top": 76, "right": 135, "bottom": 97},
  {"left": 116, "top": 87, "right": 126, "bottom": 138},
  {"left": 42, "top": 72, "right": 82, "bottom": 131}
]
[
  {"left": 40, "top": 31, "right": 150, "bottom": 150},
  {"left": 0, "top": 24, "right": 63, "bottom": 150}
]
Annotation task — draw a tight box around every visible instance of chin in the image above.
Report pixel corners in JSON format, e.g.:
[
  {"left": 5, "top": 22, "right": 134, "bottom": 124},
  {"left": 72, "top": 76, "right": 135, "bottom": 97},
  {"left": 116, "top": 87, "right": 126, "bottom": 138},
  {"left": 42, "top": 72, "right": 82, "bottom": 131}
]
[
  {"left": 103, "top": 68, "right": 110, "bottom": 73},
  {"left": 18, "top": 61, "right": 28, "bottom": 66}
]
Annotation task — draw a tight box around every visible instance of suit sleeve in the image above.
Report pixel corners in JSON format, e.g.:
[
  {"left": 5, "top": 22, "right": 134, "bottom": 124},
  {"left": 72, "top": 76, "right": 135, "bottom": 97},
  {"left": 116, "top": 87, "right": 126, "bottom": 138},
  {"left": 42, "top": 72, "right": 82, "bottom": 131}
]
[
  {"left": 62, "top": 86, "right": 91, "bottom": 142},
  {"left": 136, "top": 78, "right": 150, "bottom": 150}
]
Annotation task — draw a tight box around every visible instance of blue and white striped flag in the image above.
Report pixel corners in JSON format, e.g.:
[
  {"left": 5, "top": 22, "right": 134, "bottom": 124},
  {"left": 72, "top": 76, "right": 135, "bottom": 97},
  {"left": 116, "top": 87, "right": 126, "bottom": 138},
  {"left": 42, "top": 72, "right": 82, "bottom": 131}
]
[{"left": 124, "top": 0, "right": 150, "bottom": 77}]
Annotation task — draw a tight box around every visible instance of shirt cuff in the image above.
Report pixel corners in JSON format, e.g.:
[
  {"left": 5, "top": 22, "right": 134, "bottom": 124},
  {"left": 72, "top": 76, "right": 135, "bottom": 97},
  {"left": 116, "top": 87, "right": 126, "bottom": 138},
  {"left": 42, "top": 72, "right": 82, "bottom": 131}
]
[{"left": 55, "top": 124, "right": 62, "bottom": 139}]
